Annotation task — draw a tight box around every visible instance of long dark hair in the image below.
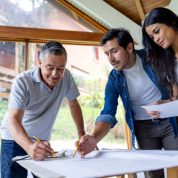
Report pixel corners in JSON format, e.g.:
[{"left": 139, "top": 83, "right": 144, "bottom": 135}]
[{"left": 142, "top": 7, "right": 178, "bottom": 94}]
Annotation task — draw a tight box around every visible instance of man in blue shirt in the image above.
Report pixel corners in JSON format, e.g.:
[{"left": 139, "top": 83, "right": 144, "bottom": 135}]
[{"left": 78, "top": 28, "right": 178, "bottom": 178}]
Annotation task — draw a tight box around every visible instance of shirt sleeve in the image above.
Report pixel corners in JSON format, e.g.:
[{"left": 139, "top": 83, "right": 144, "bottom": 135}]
[
  {"left": 8, "top": 77, "right": 29, "bottom": 110},
  {"left": 96, "top": 114, "right": 118, "bottom": 128},
  {"left": 95, "top": 73, "right": 120, "bottom": 128},
  {"left": 65, "top": 71, "right": 80, "bottom": 100}
]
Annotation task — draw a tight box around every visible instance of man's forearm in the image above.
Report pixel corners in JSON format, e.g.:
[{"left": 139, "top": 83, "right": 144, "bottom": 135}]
[
  {"left": 9, "top": 119, "right": 33, "bottom": 152},
  {"left": 92, "top": 122, "right": 111, "bottom": 143},
  {"left": 8, "top": 109, "right": 33, "bottom": 152}
]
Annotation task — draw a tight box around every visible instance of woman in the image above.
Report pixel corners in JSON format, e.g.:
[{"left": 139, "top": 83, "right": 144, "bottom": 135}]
[
  {"left": 141, "top": 9, "right": 178, "bottom": 178},
  {"left": 142, "top": 7, "right": 178, "bottom": 106}
]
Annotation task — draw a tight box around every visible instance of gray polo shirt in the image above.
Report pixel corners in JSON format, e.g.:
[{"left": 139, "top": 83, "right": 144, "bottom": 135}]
[{"left": 0, "top": 67, "right": 80, "bottom": 141}]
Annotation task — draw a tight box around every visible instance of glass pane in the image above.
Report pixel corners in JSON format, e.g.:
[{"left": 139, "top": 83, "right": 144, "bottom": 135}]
[
  {"left": 0, "top": 41, "right": 25, "bottom": 121},
  {"left": 0, "top": 41, "right": 26, "bottom": 74},
  {"left": 0, "top": 0, "right": 99, "bottom": 32},
  {"left": 28, "top": 43, "right": 42, "bottom": 68},
  {"left": 0, "top": 42, "right": 15, "bottom": 69}
]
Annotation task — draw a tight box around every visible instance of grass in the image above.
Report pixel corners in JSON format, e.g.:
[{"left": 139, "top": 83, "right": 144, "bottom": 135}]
[
  {"left": 51, "top": 105, "right": 126, "bottom": 147},
  {"left": 0, "top": 99, "right": 126, "bottom": 148},
  {"left": 51, "top": 105, "right": 101, "bottom": 140},
  {"left": 0, "top": 99, "right": 8, "bottom": 122}
]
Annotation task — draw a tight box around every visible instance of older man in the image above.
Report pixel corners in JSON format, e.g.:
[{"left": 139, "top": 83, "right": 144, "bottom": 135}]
[{"left": 1, "top": 41, "right": 85, "bottom": 178}]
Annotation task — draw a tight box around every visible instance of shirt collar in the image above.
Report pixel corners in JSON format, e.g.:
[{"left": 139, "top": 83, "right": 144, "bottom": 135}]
[{"left": 32, "top": 67, "right": 42, "bottom": 83}]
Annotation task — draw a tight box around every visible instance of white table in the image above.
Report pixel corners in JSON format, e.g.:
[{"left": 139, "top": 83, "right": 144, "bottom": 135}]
[{"left": 16, "top": 149, "right": 178, "bottom": 178}]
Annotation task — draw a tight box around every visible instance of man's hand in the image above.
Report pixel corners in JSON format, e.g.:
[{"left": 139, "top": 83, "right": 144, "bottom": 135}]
[
  {"left": 77, "top": 135, "right": 97, "bottom": 157},
  {"left": 27, "top": 141, "right": 54, "bottom": 161}
]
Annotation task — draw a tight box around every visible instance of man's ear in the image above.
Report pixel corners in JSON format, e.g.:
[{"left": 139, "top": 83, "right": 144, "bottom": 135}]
[
  {"left": 37, "top": 59, "right": 41, "bottom": 65},
  {"left": 127, "top": 42, "right": 134, "bottom": 53}
]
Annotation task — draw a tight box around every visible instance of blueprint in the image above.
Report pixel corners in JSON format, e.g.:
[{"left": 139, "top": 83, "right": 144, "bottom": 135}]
[{"left": 16, "top": 149, "right": 178, "bottom": 178}]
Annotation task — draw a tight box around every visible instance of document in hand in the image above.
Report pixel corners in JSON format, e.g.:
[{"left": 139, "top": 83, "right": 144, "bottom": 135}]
[{"left": 142, "top": 100, "right": 178, "bottom": 118}]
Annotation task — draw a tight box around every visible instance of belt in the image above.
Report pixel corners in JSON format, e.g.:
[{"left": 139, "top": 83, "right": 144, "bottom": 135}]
[{"left": 135, "top": 118, "right": 169, "bottom": 123}]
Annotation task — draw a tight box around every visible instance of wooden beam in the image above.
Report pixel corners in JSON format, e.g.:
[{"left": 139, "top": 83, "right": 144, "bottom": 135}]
[
  {"left": 167, "top": 167, "right": 178, "bottom": 178},
  {"left": 56, "top": 0, "right": 108, "bottom": 33},
  {"left": 0, "top": 92, "right": 9, "bottom": 99},
  {"left": 116, "top": 176, "right": 125, "bottom": 178},
  {"left": 124, "top": 122, "right": 132, "bottom": 149},
  {"left": 24, "top": 41, "right": 29, "bottom": 70},
  {"left": 0, "top": 26, "right": 104, "bottom": 46},
  {"left": 0, "top": 66, "right": 16, "bottom": 76},
  {"left": 134, "top": 0, "right": 145, "bottom": 21},
  {"left": 0, "top": 76, "right": 13, "bottom": 83},
  {"left": 0, "top": 81, "right": 11, "bottom": 89}
]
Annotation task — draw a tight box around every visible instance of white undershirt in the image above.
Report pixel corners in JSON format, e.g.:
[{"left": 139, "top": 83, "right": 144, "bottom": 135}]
[{"left": 123, "top": 54, "right": 162, "bottom": 120}]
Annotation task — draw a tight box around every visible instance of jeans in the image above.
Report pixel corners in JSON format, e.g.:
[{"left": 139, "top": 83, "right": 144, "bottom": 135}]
[
  {"left": 135, "top": 118, "right": 178, "bottom": 178},
  {"left": 1, "top": 140, "right": 38, "bottom": 178}
]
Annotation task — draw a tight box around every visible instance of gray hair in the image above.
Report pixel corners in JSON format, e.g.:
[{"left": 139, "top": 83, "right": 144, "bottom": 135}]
[{"left": 39, "top": 41, "right": 67, "bottom": 60}]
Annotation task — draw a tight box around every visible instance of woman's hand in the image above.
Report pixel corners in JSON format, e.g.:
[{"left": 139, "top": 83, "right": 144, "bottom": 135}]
[
  {"left": 146, "top": 98, "right": 175, "bottom": 118},
  {"left": 147, "top": 110, "right": 160, "bottom": 118}
]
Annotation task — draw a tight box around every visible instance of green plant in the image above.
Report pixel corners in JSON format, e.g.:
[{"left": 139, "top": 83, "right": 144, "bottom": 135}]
[
  {"left": 51, "top": 103, "right": 126, "bottom": 146},
  {"left": 79, "top": 92, "right": 103, "bottom": 108},
  {"left": 0, "top": 99, "right": 8, "bottom": 122}
]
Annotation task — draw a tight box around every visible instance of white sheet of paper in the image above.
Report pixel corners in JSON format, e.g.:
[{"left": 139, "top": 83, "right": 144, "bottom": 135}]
[
  {"left": 17, "top": 149, "right": 178, "bottom": 178},
  {"left": 141, "top": 100, "right": 178, "bottom": 118}
]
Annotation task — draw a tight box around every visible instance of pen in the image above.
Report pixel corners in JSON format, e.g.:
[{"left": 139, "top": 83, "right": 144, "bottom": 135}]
[
  {"left": 33, "top": 136, "right": 41, "bottom": 143},
  {"left": 33, "top": 136, "right": 57, "bottom": 157},
  {"left": 73, "top": 143, "right": 80, "bottom": 158}
]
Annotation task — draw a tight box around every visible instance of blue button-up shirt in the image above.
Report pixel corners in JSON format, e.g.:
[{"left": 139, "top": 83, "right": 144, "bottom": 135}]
[{"left": 96, "top": 49, "right": 178, "bottom": 147}]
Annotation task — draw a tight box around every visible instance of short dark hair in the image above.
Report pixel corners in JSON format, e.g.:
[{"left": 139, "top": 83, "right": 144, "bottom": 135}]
[
  {"left": 100, "top": 28, "right": 134, "bottom": 49},
  {"left": 39, "top": 41, "right": 67, "bottom": 60}
]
